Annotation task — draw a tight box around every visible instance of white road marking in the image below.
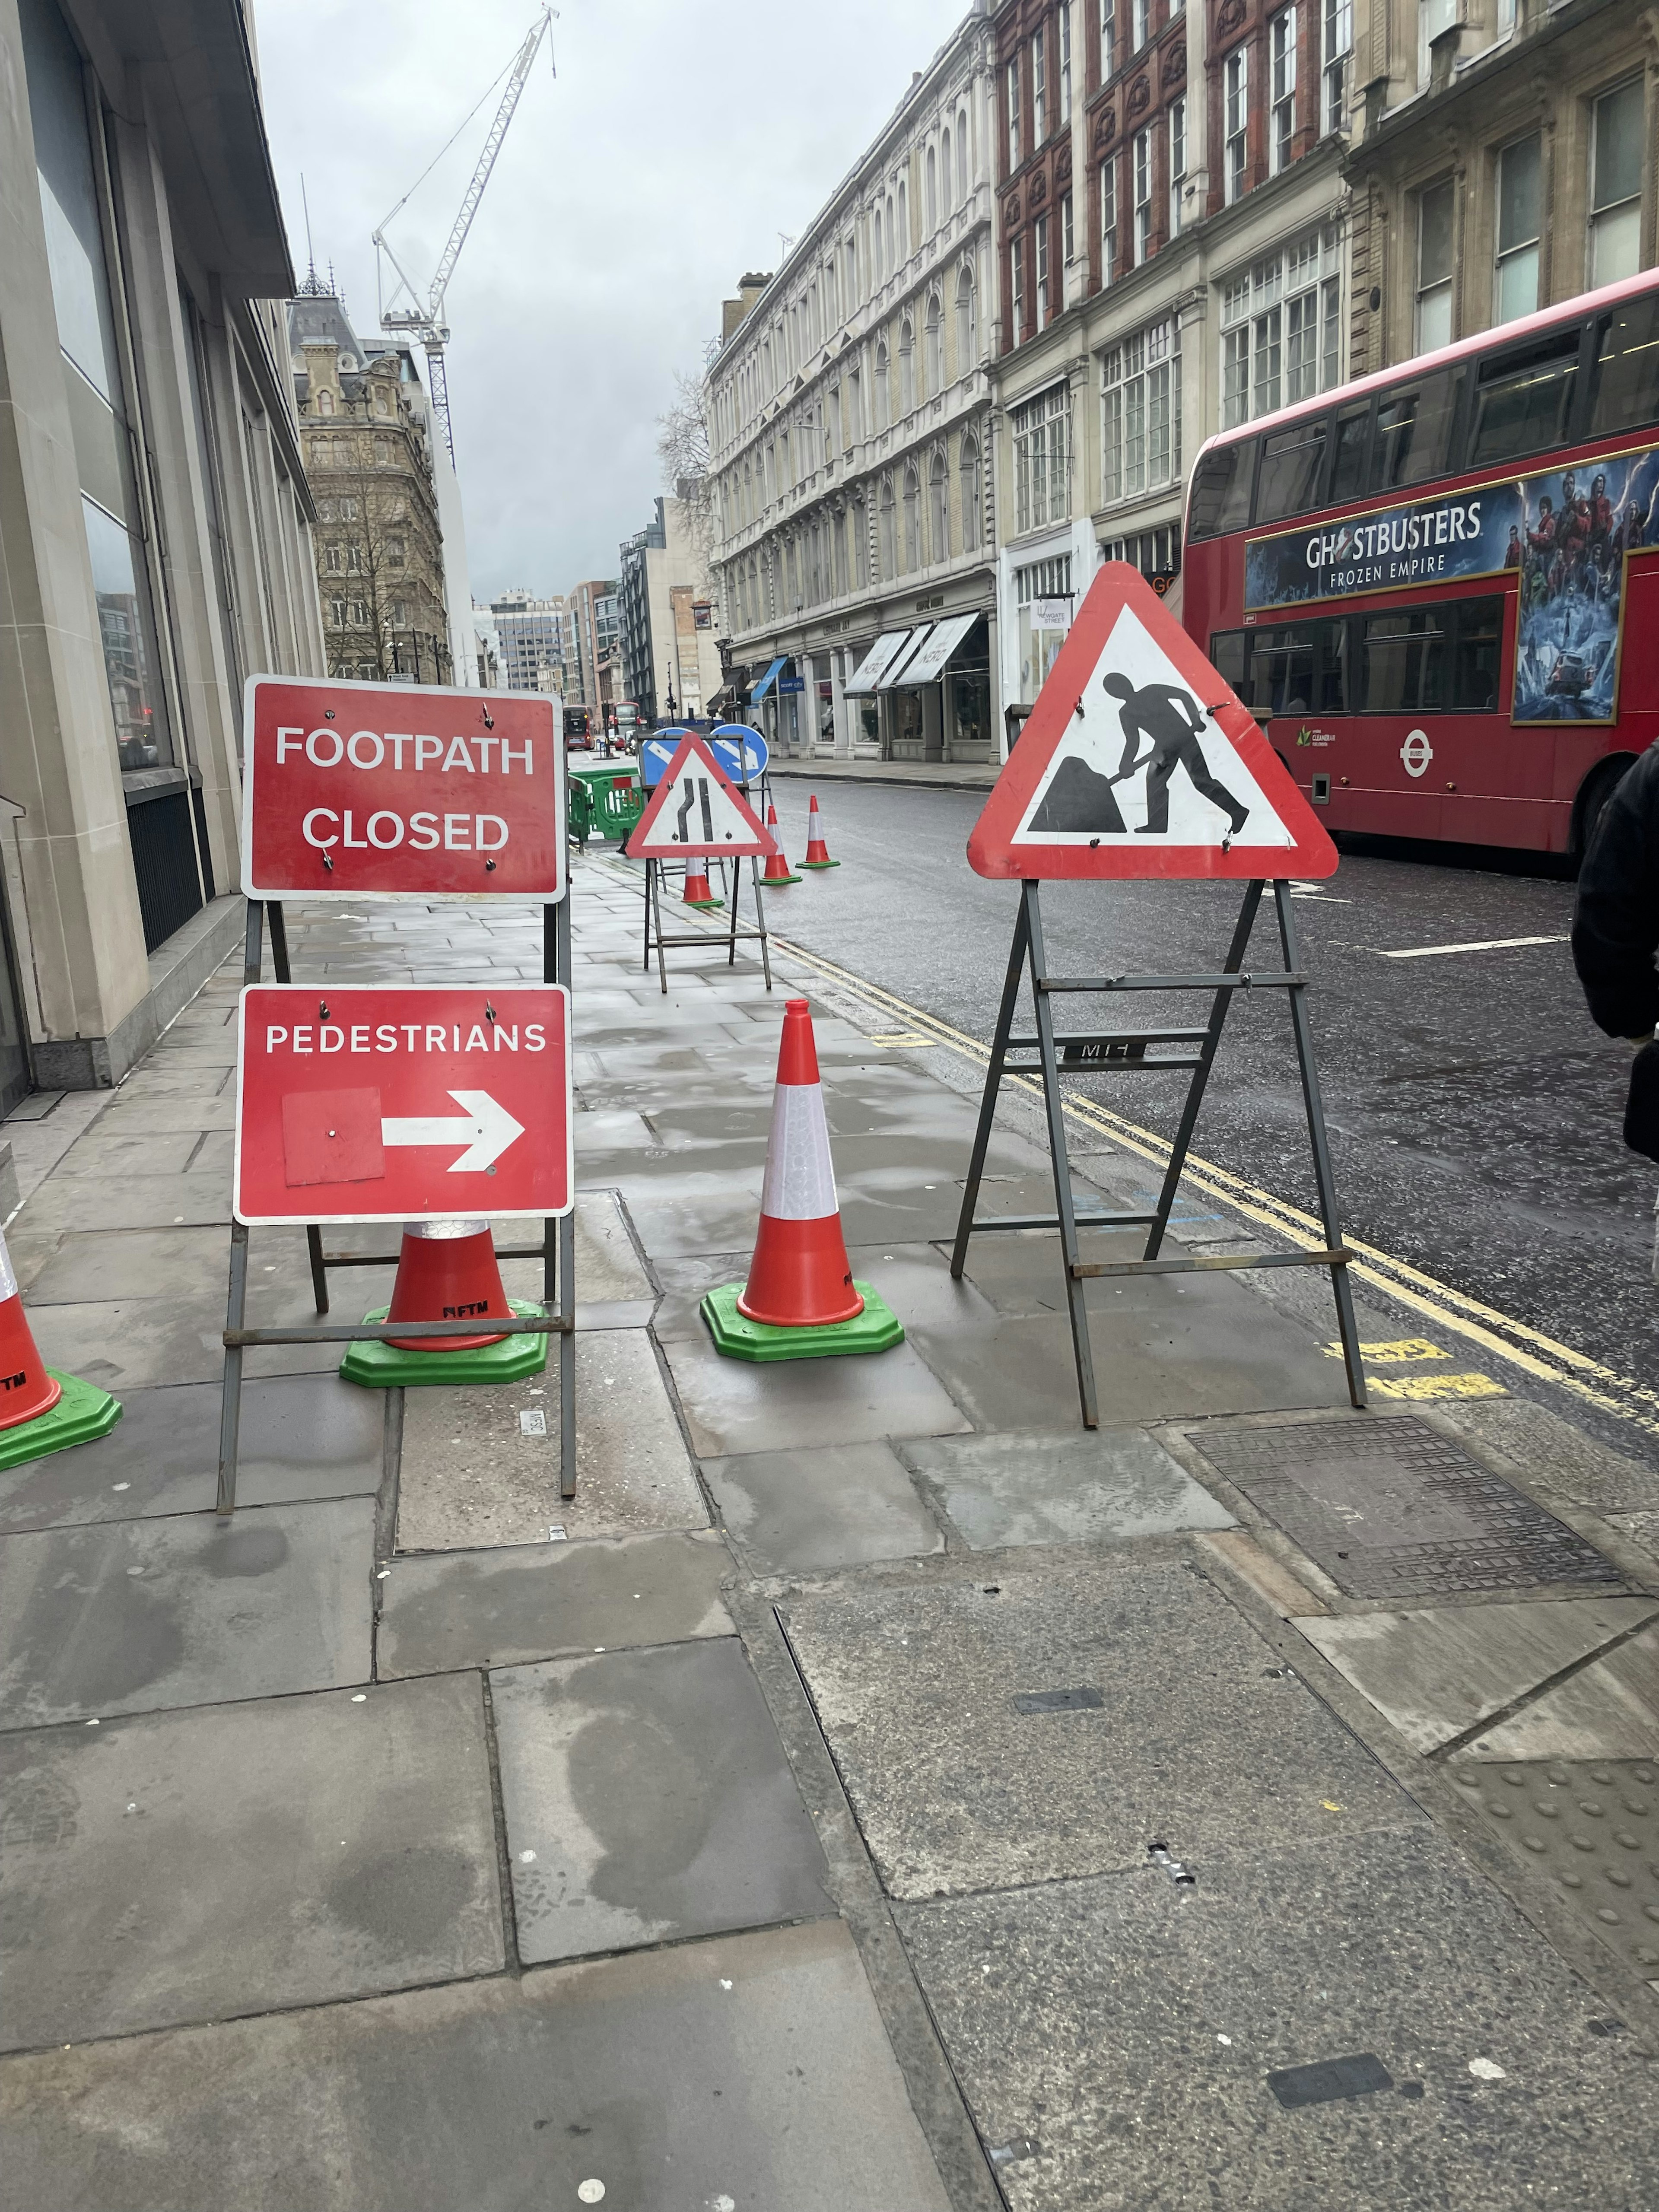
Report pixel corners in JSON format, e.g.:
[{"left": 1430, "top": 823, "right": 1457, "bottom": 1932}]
[{"left": 1375, "top": 934, "right": 1567, "bottom": 960}]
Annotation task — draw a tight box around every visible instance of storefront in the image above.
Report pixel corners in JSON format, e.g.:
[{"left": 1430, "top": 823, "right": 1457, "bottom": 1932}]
[{"left": 842, "top": 611, "right": 995, "bottom": 764}]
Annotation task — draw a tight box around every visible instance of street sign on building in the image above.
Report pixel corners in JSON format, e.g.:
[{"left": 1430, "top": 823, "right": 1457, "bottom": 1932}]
[
  {"left": 625, "top": 734, "right": 775, "bottom": 858},
  {"left": 233, "top": 984, "right": 572, "bottom": 1224},
  {"left": 241, "top": 676, "right": 566, "bottom": 901},
  {"left": 968, "top": 564, "right": 1337, "bottom": 882}
]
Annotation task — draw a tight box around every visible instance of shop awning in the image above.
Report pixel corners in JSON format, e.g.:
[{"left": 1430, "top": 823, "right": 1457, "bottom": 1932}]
[
  {"left": 842, "top": 631, "right": 915, "bottom": 695},
  {"left": 893, "top": 611, "right": 982, "bottom": 686},
  {"left": 876, "top": 628, "right": 933, "bottom": 690},
  {"left": 749, "top": 657, "right": 788, "bottom": 702}
]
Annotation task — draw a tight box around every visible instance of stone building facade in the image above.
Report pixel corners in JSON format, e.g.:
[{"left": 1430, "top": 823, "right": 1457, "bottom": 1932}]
[
  {"left": 289, "top": 290, "right": 450, "bottom": 687},
  {"left": 618, "top": 496, "right": 721, "bottom": 721},
  {"left": 988, "top": 0, "right": 1349, "bottom": 732},
  {"left": 0, "top": 0, "right": 324, "bottom": 1100},
  {"left": 705, "top": 3, "right": 1002, "bottom": 764},
  {"left": 1343, "top": 0, "right": 1651, "bottom": 377},
  {"left": 489, "top": 588, "right": 571, "bottom": 695},
  {"left": 567, "top": 579, "right": 621, "bottom": 713}
]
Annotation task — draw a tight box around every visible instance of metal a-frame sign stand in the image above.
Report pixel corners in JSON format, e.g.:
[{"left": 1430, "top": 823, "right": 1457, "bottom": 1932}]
[
  {"left": 630, "top": 732, "right": 774, "bottom": 995},
  {"left": 951, "top": 562, "right": 1366, "bottom": 1431},
  {"left": 218, "top": 677, "right": 576, "bottom": 1515}
]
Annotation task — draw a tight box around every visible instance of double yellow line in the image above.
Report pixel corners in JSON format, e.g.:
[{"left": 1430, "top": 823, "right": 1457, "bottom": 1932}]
[{"left": 771, "top": 932, "right": 1659, "bottom": 1442}]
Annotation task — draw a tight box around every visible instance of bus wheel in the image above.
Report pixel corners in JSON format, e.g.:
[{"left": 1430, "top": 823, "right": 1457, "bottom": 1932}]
[{"left": 1573, "top": 758, "right": 1633, "bottom": 861}]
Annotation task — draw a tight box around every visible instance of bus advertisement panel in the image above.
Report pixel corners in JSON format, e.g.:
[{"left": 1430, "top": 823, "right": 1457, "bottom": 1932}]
[{"left": 1243, "top": 441, "right": 1659, "bottom": 726}]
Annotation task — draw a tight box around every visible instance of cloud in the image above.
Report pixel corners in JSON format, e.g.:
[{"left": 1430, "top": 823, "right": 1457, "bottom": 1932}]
[{"left": 255, "top": 0, "right": 968, "bottom": 600}]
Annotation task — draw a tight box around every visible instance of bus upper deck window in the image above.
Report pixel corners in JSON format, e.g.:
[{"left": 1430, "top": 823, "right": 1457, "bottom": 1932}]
[
  {"left": 1329, "top": 402, "right": 1369, "bottom": 504},
  {"left": 1588, "top": 294, "right": 1659, "bottom": 437},
  {"left": 1256, "top": 420, "right": 1329, "bottom": 523},
  {"left": 1469, "top": 326, "right": 1583, "bottom": 466},
  {"left": 1369, "top": 369, "right": 1462, "bottom": 493},
  {"left": 1189, "top": 442, "right": 1254, "bottom": 538}
]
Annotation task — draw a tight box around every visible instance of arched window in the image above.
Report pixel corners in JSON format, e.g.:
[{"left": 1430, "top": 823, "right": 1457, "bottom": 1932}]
[
  {"left": 941, "top": 128, "right": 953, "bottom": 212},
  {"left": 785, "top": 537, "right": 799, "bottom": 607},
  {"left": 875, "top": 339, "right": 890, "bottom": 429},
  {"left": 925, "top": 146, "right": 938, "bottom": 234},
  {"left": 925, "top": 293, "right": 944, "bottom": 394},
  {"left": 957, "top": 109, "right": 969, "bottom": 203},
  {"left": 959, "top": 435, "right": 981, "bottom": 551},
  {"left": 879, "top": 475, "right": 896, "bottom": 578},
  {"left": 874, "top": 204, "right": 884, "bottom": 281},
  {"left": 902, "top": 463, "right": 921, "bottom": 572},
  {"left": 929, "top": 449, "right": 949, "bottom": 563},
  {"left": 955, "top": 264, "right": 978, "bottom": 370},
  {"left": 886, "top": 193, "right": 896, "bottom": 263},
  {"left": 898, "top": 179, "right": 908, "bottom": 255},
  {"left": 316, "top": 388, "right": 334, "bottom": 416},
  {"left": 899, "top": 316, "right": 915, "bottom": 414}
]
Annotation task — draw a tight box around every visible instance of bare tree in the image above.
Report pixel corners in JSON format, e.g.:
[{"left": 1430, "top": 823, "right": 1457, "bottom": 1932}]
[{"left": 656, "top": 370, "right": 715, "bottom": 567}]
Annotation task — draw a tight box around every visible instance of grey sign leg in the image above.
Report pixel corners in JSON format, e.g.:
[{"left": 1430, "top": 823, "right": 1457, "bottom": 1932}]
[
  {"left": 950, "top": 890, "right": 1030, "bottom": 1280},
  {"left": 1024, "top": 882, "right": 1100, "bottom": 1429},
  {"left": 216, "top": 897, "right": 267, "bottom": 1515},
  {"left": 753, "top": 860, "right": 772, "bottom": 990},
  {"left": 548, "top": 896, "right": 578, "bottom": 1499}
]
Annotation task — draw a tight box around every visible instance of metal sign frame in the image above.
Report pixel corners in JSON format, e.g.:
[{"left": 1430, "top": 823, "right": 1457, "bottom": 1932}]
[{"left": 951, "top": 876, "right": 1365, "bottom": 1429}]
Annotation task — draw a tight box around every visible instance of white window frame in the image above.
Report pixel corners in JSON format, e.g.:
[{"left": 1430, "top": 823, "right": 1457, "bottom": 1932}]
[
  {"left": 1100, "top": 0, "right": 1116, "bottom": 79},
  {"left": 1270, "top": 7, "right": 1297, "bottom": 178},
  {"left": 1415, "top": 177, "right": 1455, "bottom": 353},
  {"left": 1007, "top": 53, "right": 1021, "bottom": 170},
  {"left": 1219, "top": 229, "right": 1340, "bottom": 431},
  {"left": 1011, "top": 235, "right": 1026, "bottom": 340},
  {"left": 1495, "top": 130, "right": 1542, "bottom": 325},
  {"left": 1322, "top": 0, "right": 1351, "bottom": 136},
  {"left": 1133, "top": 127, "right": 1153, "bottom": 267},
  {"left": 1062, "top": 186, "right": 1075, "bottom": 267},
  {"left": 1589, "top": 77, "right": 1644, "bottom": 289},
  {"left": 1169, "top": 96, "right": 1187, "bottom": 237},
  {"left": 1101, "top": 317, "right": 1182, "bottom": 506},
  {"left": 1225, "top": 45, "right": 1249, "bottom": 205},
  {"left": 1132, "top": 0, "right": 1149, "bottom": 53},
  {"left": 1036, "top": 212, "right": 1052, "bottom": 327},
  {"left": 1012, "top": 383, "right": 1071, "bottom": 535},
  {"left": 1032, "top": 26, "right": 1047, "bottom": 140},
  {"left": 1060, "top": 2, "right": 1074, "bottom": 118},
  {"left": 1101, "top": 156, "right": 1118, "bottom": 286}
]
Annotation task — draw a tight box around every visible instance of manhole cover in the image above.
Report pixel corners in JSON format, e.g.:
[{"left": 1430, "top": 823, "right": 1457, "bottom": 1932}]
[
  {"left": 1189, "top": 1419, "right": 1619, "bottom": 1599},
  {"left": 1449, "top": 1758, "right": 1659, "bottom": 1990}
]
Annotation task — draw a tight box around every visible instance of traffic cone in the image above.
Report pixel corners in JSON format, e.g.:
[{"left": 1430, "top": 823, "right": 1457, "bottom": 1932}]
[
  {"left": 799, "top": 794, "right": 840, "bottom": 868},
  {"left": 340, "top": 1217, "right": 549, "bottom": 1388},
  {"left": 682, "top": 862, "right": 723, "bottom": 909},
  {"left": 0, "top": 1225, "right": 120, "bottom": 1467},
  {"left": 700, "top": 999, "right": 903, "bottom": 1362},
  {"left": 760, "top": 804, "right": 802, "bottom": 887}
]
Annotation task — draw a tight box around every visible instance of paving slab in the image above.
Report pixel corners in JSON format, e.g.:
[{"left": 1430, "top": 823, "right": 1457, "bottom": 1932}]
[
  {"left": 782, "top": 1558, "right": 1408, "bottom": 1898},
  {"left": 611, "top": 1166, "right": 767, "bottom": 1260},
  {"left": 492, "top": 1637, "right": 835, "bottom": 1961},
  {"left": 571, "top": 1185, "right": 655, "bottom": 1300},
  {"left": 1294, "top": 1598, "right": 1659, "bottom": 1755},
  {"left": 93, "top": 1093, "right": 236, "bottom": 1135},
  {"left": 0, "top": 1497, "right": 374, "bottom": 1725},
  {"left": 660, "top": 1319, "right": 971, "bottom": 1459},
  {"left": 377, "top": 1529, "right": 732, "bottom": 1676},
  {"left": 25, "top": 1224, "right": 245, "bottom": 1305},
  {"left": 703, "top": 1440, "right": 944, "bottom": 1573},
  {"left": 1467, "top": 1620, "right": 1659, "bottom": 1761},
  {"left": 18, "top": 1171, "right": 232, "bottom": 1231},
  {"left": 903, "top": 1427, "right": 1237, "bottom": 1549},
  {"left": 895, "top": 1825, "right": 1659, "bottom": 2212},
  {"left": 0, "top": 1674, "right": 504, "bottom": 2050},
  {"left": 49, "top": 1128, "right": 203, "bottom": 1179},
  {"left": 396, "top": 1331, "right": 707, "bottom": 1550}
]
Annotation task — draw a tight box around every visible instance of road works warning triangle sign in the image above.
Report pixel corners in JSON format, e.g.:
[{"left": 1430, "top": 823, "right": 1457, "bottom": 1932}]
[
  {"left": 968, "top": 564, "right": 1337, "bottom": 881},
  {"left": 625, "top": 734, "right": 777, "bottom": 860}
]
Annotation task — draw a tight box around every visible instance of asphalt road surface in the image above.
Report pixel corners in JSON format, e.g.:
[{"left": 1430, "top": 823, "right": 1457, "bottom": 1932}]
[{"left": 757, "top": 779, "right": 1656, "bottom": 1438}]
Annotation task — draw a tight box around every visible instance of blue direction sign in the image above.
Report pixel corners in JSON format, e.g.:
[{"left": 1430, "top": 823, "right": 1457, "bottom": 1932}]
[
  {"left": 639, "top": 729, "right": 693, "bottom": 787},
  {"left": 710, "top": 725, "right": 768, "bottom": 785}
]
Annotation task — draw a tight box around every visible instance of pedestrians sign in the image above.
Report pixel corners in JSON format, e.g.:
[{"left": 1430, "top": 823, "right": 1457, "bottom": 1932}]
[
  {"left": 241, "top": 675, "right": 566, "bottom": 901},
  {"left": 625, "top": 733, "right": 777, "bottom": 859},
  {"left": 233, "top": 984, "right": 572, "bottom": 1224},
  {"left": 967, "top": 565, "right": 1336, "bottom": 881}
]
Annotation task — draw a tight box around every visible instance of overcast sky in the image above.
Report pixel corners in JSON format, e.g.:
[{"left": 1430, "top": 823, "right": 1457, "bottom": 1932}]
[{"left": 256, "top": 0, "right": 967, "bottom": 604}]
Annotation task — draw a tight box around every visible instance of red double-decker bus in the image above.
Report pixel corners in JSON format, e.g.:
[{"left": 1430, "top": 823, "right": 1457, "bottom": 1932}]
[{"left": 1182, "top": 271, "right": 1659, "bottom": 855}]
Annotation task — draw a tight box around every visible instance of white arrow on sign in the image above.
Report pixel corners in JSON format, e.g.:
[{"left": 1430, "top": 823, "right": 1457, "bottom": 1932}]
[{"left": 380, "top": 1090, "right": 524, "bottom": 1173}]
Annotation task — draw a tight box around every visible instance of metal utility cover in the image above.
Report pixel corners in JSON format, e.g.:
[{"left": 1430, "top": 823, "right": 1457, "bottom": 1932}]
[{"left": 1189, "top": 1418, "right": 1619, "bottom": 1600}]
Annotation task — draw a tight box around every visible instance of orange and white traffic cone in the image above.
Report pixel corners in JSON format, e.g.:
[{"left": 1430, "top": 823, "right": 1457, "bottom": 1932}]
[
  {"left": 699, "top": 1000, "right": 902, "bottom": 1360},
  {"left": 341, "top": 1218, "right": 547, "bottom": 1387},
  {"left": 760, "top": 803, "right": 802, "bottom": 887},
  {"left": 799, "top": 794, "right": 840, "bottom": 868},
  {"left": 682, "top": 862, "right": 723, "bottom": 909},
  {"left": 0, "top": 1224, "right": 120, "bottom": 1466}
]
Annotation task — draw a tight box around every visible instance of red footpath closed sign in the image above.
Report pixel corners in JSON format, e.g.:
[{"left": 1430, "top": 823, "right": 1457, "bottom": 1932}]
[
  {"left": 241, "top": 676, "right": 566, "bottom": 900},
  {"left": 233, "top": 984, "right": 572, "bottom": 1224}
]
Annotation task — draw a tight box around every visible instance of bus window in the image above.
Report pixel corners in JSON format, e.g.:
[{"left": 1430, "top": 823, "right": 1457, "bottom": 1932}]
[
  {"left": 1449, "top": 595, "right": 1504, "bottom": 711},
  {"left": 1210, "top": 630, "right": 1248, "bottom": 692},
  {"left": 1316, "top": 620, "right": 1351, "bottom": 714},
  {"left": 1587, "top": 293, "right": 1659, "bottom": 438},
  {"left": 1224, "top": 620, "right": 1348, "bottom": 716},
  {"left": 1361, "top": 609, "right": 1446, "bottom": 712},
  {"left": 1329, "top": 401, "right": 1369, "bottom": 504},
  {"left": 1256, "top": 419, "right": 1329, "bottom": 524},
  {"left": 1468, "top": 326, "right": 1582, "bottom": 467},
  {"left": 1369, "top": 369, "right": 1462, "bottom": 493},
  {"left": 1189, "top": 442, "right": 1255, "bottom": 538}
]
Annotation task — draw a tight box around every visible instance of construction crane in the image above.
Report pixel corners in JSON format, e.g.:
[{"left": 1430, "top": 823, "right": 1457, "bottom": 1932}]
[{"left": 372, "top": 6, "right": 553, "bottom": 460}]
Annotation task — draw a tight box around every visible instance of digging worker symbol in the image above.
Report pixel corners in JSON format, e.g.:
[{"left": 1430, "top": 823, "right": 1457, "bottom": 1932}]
[{"left": 1103, "top": 672, "right": 1249, "bottom": 838}]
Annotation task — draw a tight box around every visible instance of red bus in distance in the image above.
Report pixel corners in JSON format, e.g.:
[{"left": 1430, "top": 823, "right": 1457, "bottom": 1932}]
[{"left": 1181, "top": 270, "right": 1659, "bottom": 855}]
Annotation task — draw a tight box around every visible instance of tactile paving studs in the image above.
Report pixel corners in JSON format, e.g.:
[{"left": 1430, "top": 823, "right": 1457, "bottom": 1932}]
[{"left": 1450, "top": 1759, "right": 1659, "bottom": 1987}]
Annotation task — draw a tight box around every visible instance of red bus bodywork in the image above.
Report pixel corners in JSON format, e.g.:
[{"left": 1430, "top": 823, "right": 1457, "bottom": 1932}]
[{"left": 1182, "top": 272, "right": 1659, "bottom": 853}]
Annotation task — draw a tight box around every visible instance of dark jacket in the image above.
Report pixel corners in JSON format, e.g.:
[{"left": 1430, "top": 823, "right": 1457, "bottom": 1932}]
[{"left": 1572, "top": 743, "right": 1659, "bottom": 1040}]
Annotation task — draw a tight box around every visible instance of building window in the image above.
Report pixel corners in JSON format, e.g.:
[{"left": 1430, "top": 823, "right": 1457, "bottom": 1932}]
[
  {"left": 1062, "top": 188, "right": 1075, "bottom": 266},
  {"left": 1225, "top": 45, "right": 1249, "bottom": 204},
  {"left": 1417, "top": 0, "right": 1456, "bottom": 92},
  {"left": 960, "top": 434, "right": 982, "bottom": 550},
  {"left": 957, "top": 108, "right": 970, "bottom": 201},
  {"left": 1416, "top": 178, "right": 1455, "bottom": 352},
  {"left": 1100, "top": 0, "right": 1116, "bottom": 78},
  {"left": 929, "top": 450, "right": 950, "bottom": 563},
  {"left": 1101, "top": 156, "right": 1118, "bottom": 285},
  {"left": 1102, "top": 318, "right": 1181, "bottom": 504},
  {"left": 1032, "top": 26, "right": 1047, "bottom": 140},
  {"left": 1270, "top": 8, "right": 1296, "bottom": 175},
  {"left": 1101, "top": 522, "right": 1182, "bottom": 582},
  {"left": 1036, "top": 213, "right": 1052, "bottom": 326},
  {"left": 926, "top": 144, "right": 938, "bottom": 233},
  {"left": 956, "top": 263, "right": 979, "bottom": 367},
  {"left": 874, "top": 204, "right": 884, "bottom": 282},
  {"left": 1015, "top": 553, "right": 1074, "bottom": 698},
  {"left": 1133, "top": 127, "right": 1153, "bottom": 266},
  {"left": 1220, "top": 229, "right": 1340, "bottom": 428},
  {"left": 1011, "top": 233, "right": 1026, "bottom": 340},
  {"left": 903, "top": 463, "right": 921, "bottom": 571},
  {"left": 1589, "top": 78, "right": 1643, "bottom": 287},
  {"left": 1060, "top": 2, "right": 1074, "bottom": 117},
  {"left": 1322, "top": 0, "right": 1351, "bottom": 133},
  {"left": 1012, "top": 382, "right": 1071, "bottom": 534},
  {"left": 875, "top": 340, "right": 890, "bottom": 428},
  {"left": 925, "top": 293, "right": 944, "bottom": 392},
  {"left": 879, "top": 476, "right": 896, "bottom": 576},
  {"left": 899, "top": 315, "right": 916, "bottom": 412},
  {"left": 1007, "top": 53, "right": 1021, "bottom": 171},
  {"left": 1169, "top": 98, "right": 1188, "bottom": 236},
  {"left": 1132, "top": 0, "right": 1149, "bottom": 51},
  {"left": 1495, "top": 131, "right": 1541, "bottom": 324}
]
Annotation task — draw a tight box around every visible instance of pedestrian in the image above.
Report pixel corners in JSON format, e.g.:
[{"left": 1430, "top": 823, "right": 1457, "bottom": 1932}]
[{"left": 1570, "top": 744, "right": 1659, "bottom": 1279}]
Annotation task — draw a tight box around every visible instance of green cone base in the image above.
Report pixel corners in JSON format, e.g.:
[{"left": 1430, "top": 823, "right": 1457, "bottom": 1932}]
[
  {"left": 683, "top": 896, "right": 725, "bottom": 909},
  {"left": 340, "top": 1300, "right": 550, "bottom": 1389},
  {"left": 760, "top": 870, "right": 803, "bottom": 887},
  {"left": 699, "top": 1280, "right": 903, "bottom": 1363},
  {"left": 799, "top": 858, "right": 840, "bottom": 868},
  {"left": 0, "top": 1370, "right": 122, "bottom": 1470}
]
